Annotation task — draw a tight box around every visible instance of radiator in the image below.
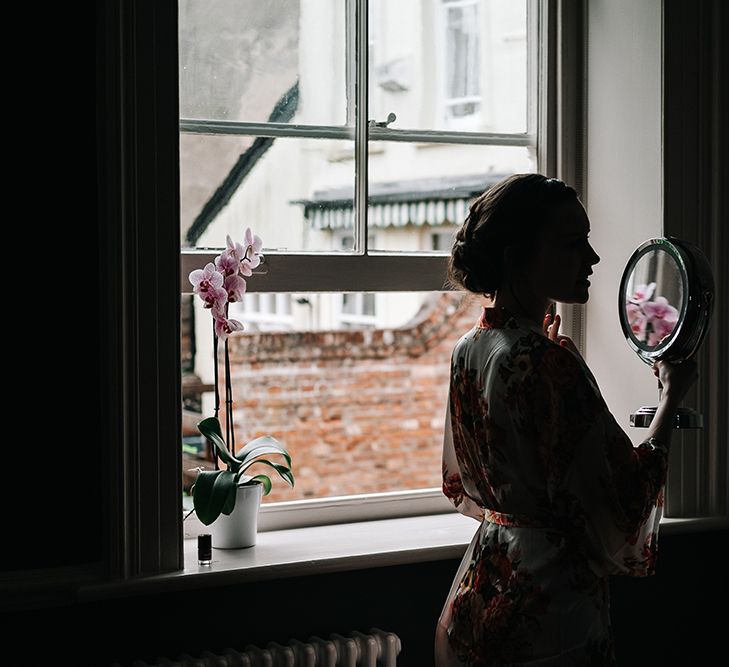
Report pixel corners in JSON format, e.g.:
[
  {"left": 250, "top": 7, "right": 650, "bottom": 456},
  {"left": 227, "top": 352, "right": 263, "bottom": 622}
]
[{"left": 123, "top": 627, "right": 401, "bottom": 667}]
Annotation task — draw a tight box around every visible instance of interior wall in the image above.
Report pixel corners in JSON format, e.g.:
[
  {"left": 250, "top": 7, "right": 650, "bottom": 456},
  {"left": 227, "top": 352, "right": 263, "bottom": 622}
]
[
  {"left": 5, "top": 528, "right": 727, "bottom": 666},
  {"left": 583, "top": 0, "right": 664, "bottom": 438}
]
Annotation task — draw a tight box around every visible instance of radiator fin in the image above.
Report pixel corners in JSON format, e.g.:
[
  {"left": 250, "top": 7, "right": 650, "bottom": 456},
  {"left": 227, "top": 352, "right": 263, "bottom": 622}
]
[{"left": 120, "top": 627, "right": 401, "bottom": 667}]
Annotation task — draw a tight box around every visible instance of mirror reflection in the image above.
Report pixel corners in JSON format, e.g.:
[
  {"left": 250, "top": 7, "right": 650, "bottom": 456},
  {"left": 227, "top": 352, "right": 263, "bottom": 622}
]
[{"left": 623, "top": 248, "right": 684, "bottom": 350}]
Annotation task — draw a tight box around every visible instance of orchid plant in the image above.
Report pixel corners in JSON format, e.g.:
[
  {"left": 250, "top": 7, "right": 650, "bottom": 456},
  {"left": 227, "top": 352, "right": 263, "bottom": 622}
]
[
  {"left": 188, "top": 229, "right": 294, "bottom": 526},
  {"left": 626, "top": 282, "right": 679, "bottom": 347}
]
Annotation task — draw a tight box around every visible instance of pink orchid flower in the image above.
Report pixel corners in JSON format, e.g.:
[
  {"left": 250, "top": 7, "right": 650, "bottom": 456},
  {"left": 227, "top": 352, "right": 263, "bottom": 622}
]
[
  {"left": 215, "top": 250, "right": 241, "bottom": 277},
  {"left": 189, "top": 263, "right": 224, "bottom": 296},
  {"left": 214, "top": 315, "right": 244, "bottom": 340},
  {"left": 240, "top": 227, "right": 263, "bottom": 276},
  {"left": 226, "top": 234, "right": 246, "bottom": 263},
  {"left": 630, "top": 282, "right": 656, "bottom": 304},
  {"left": 202, "top": 286, "right": 228, "bottom": 311},
  {"left": 224, "top": 274, "right": 247, "bottom": 302}
]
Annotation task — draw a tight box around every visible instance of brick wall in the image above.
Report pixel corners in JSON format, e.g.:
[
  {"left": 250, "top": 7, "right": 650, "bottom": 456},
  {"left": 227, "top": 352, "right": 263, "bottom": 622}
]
[{"left": 215, "top": 292, "right": 484, "bottom": 503}]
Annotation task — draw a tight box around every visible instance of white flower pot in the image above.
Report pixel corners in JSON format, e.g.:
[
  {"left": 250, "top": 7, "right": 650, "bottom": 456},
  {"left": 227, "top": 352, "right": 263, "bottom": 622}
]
[{"left": 210, "top": 482, "right": 263, "bottom": 549}]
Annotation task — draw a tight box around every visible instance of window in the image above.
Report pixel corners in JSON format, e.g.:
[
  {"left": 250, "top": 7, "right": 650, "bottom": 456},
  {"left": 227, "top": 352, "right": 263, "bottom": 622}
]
[
  {"left": 231, "top": 293, "right": 295, "bottom": 331},
  {"left": 179, "top": 0, "right": 537, "bottom": 524},
  {"left": 335, "top": 232, "right": 377, "bottom": 327},
  {"left": 442, "top": 0, "right": 481, "bottom": 126},
  {"left": 85, "top": 0, "right": 722, "bottom": 589}
]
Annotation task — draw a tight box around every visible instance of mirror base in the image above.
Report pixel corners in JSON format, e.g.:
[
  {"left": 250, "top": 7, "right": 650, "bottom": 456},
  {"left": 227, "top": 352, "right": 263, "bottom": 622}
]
[{"left": 630, "top": 406, "right": 703, "bottom": 429}]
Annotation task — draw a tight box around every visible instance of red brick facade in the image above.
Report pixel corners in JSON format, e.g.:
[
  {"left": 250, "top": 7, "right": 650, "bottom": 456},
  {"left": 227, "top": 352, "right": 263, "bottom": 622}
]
[
  {"left": 232, "top": 292, "right": 484, "bottom": 503},
  {"left": 184, "top": 292, "right": 484, "bottom": 503}
]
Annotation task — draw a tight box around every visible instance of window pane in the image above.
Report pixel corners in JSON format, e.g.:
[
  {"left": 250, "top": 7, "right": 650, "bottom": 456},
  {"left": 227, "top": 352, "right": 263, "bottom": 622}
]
[
  {"left": 367, "top": 141, "right": 535, "bottom": 251},
  {"left": 369, "top": 0, "right": 528, "bottom": 133},
  {"left": 181, "top": 292, "right": 487, "bottom": 502},
  {"left": 181, "top": 136, "right": 356, "bottom": 252},
  {"left": 178, "top": 0, "right": 347, "bottom": 126}
]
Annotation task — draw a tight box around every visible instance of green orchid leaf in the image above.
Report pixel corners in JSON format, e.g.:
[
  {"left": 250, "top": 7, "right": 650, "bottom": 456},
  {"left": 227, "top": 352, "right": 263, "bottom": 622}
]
[
  {"left": 251, "top": 474, "right": 273, "bottom": 496},
  {"left": 234, "top": 471, "right": 272, "bottom": 495},
  {"left": 221, "top": 483, "right": 237, "bottom": 516},
  {"left": 239, "top": 458, "right": 295, "bottom": 488},
  {"left": 235, "top": 437, "right": 292, "bottom": 467},
  {"left": 197, "top": 417, "right": 240, "bottom": 471},
  {"left": 193, "top": 469, "right": 237, "bottom": 525}
]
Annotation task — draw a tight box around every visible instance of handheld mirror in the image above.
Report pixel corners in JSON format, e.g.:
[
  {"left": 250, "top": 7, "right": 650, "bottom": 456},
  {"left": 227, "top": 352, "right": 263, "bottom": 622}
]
[{"left": 618, "top": 237, "right": 714, "bottom": 428}]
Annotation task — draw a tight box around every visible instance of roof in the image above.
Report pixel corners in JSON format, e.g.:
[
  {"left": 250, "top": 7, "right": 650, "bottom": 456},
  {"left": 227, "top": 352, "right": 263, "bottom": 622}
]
[
  {"left": 186, "top": 82, "right": 300, "bottom": 245},
  {"left": 291, "top": 173, "right": 506, "bottom": 230},
  {"left": 185, "top": 78, "right": 505, "bottom": 239}
]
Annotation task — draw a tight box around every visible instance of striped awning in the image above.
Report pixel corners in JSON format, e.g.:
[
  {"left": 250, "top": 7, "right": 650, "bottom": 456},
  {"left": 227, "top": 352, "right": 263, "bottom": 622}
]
[{"left": 291, "top": 173, "right": 505, "bottom": 231}]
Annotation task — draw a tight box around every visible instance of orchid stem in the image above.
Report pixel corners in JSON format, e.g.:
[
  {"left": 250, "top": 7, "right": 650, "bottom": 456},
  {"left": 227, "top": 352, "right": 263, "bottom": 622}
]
[
  {"left": 225, "top": 337, "right": 235, "bottom": 455},
  {"left": 212, "top": 319, "right": 220, "bottom": 471}
]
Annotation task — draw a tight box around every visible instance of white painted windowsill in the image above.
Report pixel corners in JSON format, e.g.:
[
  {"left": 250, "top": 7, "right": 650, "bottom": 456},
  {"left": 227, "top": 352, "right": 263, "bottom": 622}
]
[{"left": 77, "top": 512, "right": 729, "bottom": 603}]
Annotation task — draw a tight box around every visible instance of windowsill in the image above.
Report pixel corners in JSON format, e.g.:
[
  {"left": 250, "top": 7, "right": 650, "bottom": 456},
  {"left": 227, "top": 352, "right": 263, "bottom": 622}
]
[{"left": 76, "top": 512, "right": 728, "bottom": 603}]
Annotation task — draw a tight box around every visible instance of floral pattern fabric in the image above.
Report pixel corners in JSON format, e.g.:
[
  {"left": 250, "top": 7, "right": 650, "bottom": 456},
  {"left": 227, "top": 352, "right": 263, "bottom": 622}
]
[{"left": 435, "top": 307, "right": 667, "bottom": 667}]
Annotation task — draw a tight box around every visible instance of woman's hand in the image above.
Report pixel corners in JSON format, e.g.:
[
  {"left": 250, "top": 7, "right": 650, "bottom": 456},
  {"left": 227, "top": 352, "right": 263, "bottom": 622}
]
[
  {"left": 543, "top": 311, "right": 581, "bottom": 357},
  {"left": 652, "top": 357, "right": 699, "bottom": 404}
]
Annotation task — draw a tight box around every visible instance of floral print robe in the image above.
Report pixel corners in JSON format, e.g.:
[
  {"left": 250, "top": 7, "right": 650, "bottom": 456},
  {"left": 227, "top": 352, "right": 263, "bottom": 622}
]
[{"left": 435, "top": 307, "right": 667, "bottom": 666}]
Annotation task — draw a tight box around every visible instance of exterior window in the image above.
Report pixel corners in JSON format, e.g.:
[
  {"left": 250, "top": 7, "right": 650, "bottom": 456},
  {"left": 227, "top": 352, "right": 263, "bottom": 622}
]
[
  {"left": 179, "top": 0, "right": 535, "bottom": 510},
  {"left": 443, "top": 0, "right": 481, "bottom": 125},
  {"left": 336, "top": 232, "right": 377, "bottom": 328},
  {"left": 230, "top": 293, "right": 294, "bottom": 332}
]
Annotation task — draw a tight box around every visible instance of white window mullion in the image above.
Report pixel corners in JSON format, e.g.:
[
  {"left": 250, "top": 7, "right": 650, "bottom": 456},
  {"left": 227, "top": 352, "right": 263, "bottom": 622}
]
[{"left": 354, "top": 0, "right": 369, "bottom": 256}]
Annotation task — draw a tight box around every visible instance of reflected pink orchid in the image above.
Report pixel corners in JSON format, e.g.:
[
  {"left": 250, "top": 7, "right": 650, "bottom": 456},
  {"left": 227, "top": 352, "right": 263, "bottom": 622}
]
[
  {"left": 642, "top": 296, "right": 679, "bottom": 346},
  {"left": 630, "top": 282, "right": 656, "bottom": 304},
  {"left": 625, "top": 289, "right": 678, "bottom": 347}
]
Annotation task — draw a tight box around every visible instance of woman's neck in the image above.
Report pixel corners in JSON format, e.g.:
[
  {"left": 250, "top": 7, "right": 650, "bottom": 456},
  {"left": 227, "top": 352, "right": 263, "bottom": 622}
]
[{"left": 492, "top": 284, "right": 551, "bottom": 326}]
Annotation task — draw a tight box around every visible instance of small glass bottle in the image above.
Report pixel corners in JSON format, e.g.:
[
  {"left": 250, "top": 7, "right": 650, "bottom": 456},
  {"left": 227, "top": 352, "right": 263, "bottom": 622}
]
[{"left": 198, "top": 533, "right": 212, "bottom": 565}]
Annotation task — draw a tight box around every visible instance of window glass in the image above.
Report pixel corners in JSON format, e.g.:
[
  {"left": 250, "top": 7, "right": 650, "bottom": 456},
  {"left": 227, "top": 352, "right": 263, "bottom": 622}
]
[
  {"left": 368, "top": 0, "right": 528, "bottom": 133},
  {"left": 179, "top": 0, "right": 347, "bottom": 126},
  {"left": 181, "top": 292, "right": 486, "bottom": 503},
  {"left": 181, "top": 136, "right": 356, "bottom": 253},
  {"left": 180, "top": 0, "right": 535, "bottom": 508},
  {"left": 367, "top": 141, "right": 535, "bottom": 252}
]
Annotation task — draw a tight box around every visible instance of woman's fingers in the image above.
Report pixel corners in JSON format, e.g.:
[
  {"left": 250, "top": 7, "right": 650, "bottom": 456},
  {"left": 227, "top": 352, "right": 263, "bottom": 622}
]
[{"left": 547, "top": 313, "right": 561, "bottom": 341}]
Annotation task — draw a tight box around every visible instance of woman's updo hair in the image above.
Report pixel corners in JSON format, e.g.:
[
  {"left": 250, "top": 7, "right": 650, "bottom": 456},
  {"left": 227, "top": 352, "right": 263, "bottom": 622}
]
[{"left": 448, "top": 173, "right": 578, "bottom": 296}]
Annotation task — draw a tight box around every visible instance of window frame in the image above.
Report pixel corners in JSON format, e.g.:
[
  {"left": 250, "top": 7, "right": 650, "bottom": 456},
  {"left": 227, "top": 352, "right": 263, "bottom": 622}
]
[
  {"left": 16, "top": 0, "right": 717, "bottom": 606},
  {"left": 178, "top": 0, "right": 565, "bottom": 531}
]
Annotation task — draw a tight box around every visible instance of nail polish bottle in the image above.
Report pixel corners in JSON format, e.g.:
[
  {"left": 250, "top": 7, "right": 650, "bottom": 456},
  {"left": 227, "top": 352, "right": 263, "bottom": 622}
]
[{"left": 198, "top": 533, "right": 212, "bottom": 565}]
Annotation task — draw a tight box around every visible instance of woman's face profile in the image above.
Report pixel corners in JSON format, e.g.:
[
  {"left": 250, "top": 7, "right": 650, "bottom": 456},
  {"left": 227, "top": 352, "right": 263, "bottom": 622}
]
[{"left": 526, "top": 199, "right": 601, "bottom": 305}]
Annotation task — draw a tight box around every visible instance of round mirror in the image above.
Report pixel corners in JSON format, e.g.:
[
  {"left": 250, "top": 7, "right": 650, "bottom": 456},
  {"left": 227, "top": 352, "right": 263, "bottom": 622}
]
[
  {"left": 618, "top": 236, "right": 715, "bottom": 428},
  {"left": 619, "top": 237, "right": 714, "bottom": 366}
]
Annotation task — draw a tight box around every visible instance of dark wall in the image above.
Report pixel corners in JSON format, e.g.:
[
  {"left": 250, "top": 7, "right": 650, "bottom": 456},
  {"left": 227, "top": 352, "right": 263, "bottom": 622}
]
[
  {"left": 6, "top": 527, "right": 727, "bottom": 666},
  {"left": 610, "top": 526, "right": 729, "bottom": 664}
]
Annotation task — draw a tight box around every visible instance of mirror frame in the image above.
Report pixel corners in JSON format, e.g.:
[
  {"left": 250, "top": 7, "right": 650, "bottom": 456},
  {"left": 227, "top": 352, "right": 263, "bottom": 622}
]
[{"left": 618, "top": 236, "right": 714, "bottom": 365}]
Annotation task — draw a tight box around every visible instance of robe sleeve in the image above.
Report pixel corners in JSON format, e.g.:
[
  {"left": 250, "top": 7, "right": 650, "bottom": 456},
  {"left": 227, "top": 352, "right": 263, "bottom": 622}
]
[
  {"left": 530, "top": 343, "right": 668, "bottom": 577},
  {"left": 442, "top": 392, "right": 485, "bottom": 523}
]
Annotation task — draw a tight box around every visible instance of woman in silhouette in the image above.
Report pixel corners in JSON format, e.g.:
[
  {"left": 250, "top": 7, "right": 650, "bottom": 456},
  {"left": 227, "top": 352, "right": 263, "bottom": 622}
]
[{"left": 434, "top": 173, "right": 697, "bottom": 666}]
